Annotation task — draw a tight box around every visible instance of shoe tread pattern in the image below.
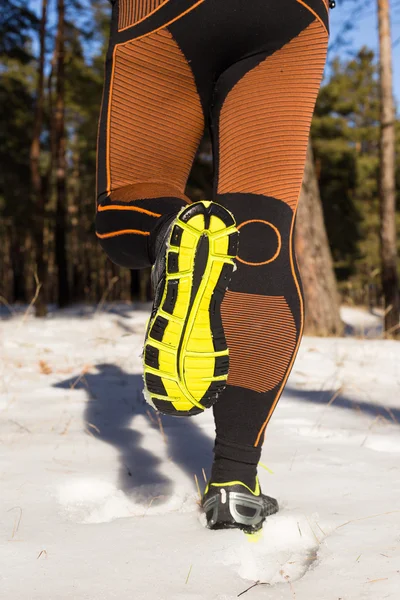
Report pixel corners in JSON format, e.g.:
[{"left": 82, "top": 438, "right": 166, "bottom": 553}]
[{"left": 143, "top": 201, "right": 238, "bottom": 416}]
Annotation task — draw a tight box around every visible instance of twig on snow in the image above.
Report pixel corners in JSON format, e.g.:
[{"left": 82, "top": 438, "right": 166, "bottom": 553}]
[
  {"left": 9, "top": 419, "right": 31, "bottom": 434},
  {"left": 360, "top": 414, "right": 388, "bottom": 447},
  {"left": 60, "top": 416, "right": 72, "bottom": 436},
  {"left": 289, "top": 450, "right": 298, "bottom": 472},
  {"left": 238, "top": 581, "right": 270, "bottom": 597},
  {"left": 146, "top": 409, "right": 157, "bottom": 425},
  {"left": 19, "top": 270, "right": 42, "bottom": 327},
  {"left": 194, "top": 474, "right": 201, "bottom": 502},
  {"left": 384, "top": 406, "right": 398, "bottom": 424},
  {"left": 7, "top": 506, "right": 22, "bottom": 539},
  {"left": 95, "top": 276, "right": 119, "bottom": 314},
  {"left": 305, "top": 516, "right": 320, "bottom": 545},
  {"left": 312, "top": 386, "right": 344, "bottom": 431},
  {"left": 337, "top": 510, "right": 400, "bottom": 531},
  {"left": 87, "top": 422, "right": 100, "bottom": 434},
  {"left": 288, "top": 579, "right": 296, "bottom": 600},
  {"left": 185, "top": 564, "right": 193, "bottom": 584},
  {"left": 202, "top": 468, "right": 207, "bottom": 483},
  {"left": 142, "top": 495, "right": 166, "bottom": 517},
  {"left": 69, "top": 366, "right": 92, "bottom": 390},
  {"left": 0, "top": 295, "right": 15, "bottom": 314},
  {"left": 156, "top": 413, "right": 167, "bottom": 444},
  {"left": 315, "top": 521, "right": 326, "bottom": 536}
]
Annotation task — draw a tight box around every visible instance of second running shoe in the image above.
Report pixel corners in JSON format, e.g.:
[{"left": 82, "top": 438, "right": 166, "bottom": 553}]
[
  {"left": 202, "top": 479, "right": 279, "bottom": 534},
  {"left": 143, "top": 201, "right": 238, "bottom": 416}
]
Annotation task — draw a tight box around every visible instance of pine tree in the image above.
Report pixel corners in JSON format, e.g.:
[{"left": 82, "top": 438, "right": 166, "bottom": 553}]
[
  {"left": 313, "top": 49, "right": 384, "bottom": 303},
  {"left": 0, "top": 1, "right": 37, "bottom": 305}
]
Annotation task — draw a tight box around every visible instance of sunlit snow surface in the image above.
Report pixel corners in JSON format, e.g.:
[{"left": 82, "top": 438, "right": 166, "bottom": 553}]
[{"left": 0, "top": 304, "right": 399, "bottom": 599}]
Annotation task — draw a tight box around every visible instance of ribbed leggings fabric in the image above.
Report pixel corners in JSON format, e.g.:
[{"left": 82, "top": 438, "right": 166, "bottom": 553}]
[{"left": 96, "top": 0, "right": 329, "bottom": 482}]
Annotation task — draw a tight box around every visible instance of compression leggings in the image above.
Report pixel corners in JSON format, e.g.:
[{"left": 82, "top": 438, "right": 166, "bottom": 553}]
[{"left": 96, "top": 0, "right": 329, "bottom": 479}]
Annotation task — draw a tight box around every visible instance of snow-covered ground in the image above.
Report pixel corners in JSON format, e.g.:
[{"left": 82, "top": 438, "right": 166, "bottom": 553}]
[{"left": 0, "top": 305, "right": 399, "bottom": 599}]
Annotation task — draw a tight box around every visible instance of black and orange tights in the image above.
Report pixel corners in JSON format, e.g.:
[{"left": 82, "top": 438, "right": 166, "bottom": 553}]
[{"left": 96, "top": 0, "right": 329, "bottom": 487}]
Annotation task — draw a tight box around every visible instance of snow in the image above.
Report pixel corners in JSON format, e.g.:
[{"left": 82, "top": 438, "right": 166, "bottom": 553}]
[
  {"left": 0, "top": 304, "right": 399, "bottom": 599},
  {"left": 340, "top": 305, "right": 384, "bottom": 339}
]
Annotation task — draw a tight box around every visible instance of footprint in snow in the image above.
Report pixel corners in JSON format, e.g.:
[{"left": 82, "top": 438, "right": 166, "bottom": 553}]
[
  {"left": 218, "top": 511, "right": 330, "bottom": 584},
  {"left": 56, "top": 478, "right": 198, "bottom": 524}
]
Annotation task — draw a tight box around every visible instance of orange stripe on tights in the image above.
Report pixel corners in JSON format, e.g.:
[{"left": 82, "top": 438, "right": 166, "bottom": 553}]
[
  {"left": 97, "top": 205, "right": 161, "bottom": 218},
  {"left": 96, "top": 229, "right": 150, "bottom": 239}
]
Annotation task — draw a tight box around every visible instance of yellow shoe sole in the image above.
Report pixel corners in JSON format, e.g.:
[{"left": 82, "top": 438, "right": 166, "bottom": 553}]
[{"left": 143, "top": 201, "right": 238, "bottom": 416}]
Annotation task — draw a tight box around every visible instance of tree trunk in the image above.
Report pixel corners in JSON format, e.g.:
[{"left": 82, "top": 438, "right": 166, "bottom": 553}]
[
  {"left": 11, "top": 231, "right": 27, "bottom": 304},
  {"left": 130, "top": 269, "right": 140, "bottom": 301},
  {"left": 29, "top": 0, "right": 48, "bottom": 317},
  {"left": 54, "top": 0, "right": 70, "bottom": 307},
  {"left": 139, "top": 268, "right": 151, "bottom": 303},
  {"left": 377, "top": 0, "right": 399, "bottom": 337},
  {"left": 295, "top": 141, "right": 343, "bottom": 336}
]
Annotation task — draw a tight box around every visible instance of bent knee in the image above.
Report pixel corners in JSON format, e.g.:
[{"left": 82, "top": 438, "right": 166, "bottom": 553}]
[{"left": 95, "top": 205, "right": 151, "bottom": 269}]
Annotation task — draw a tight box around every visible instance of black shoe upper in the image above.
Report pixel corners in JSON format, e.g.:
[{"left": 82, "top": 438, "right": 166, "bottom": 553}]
[
  {"left": 149, "top": 214, "right": 176, "bottom": 318},
  {"left": 202, "top": 481, "right": 279, "bottom": 533}
]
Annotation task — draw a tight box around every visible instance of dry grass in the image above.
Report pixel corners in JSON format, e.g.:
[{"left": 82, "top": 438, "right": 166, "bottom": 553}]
[
  {"left": 60, "top": 417, "right": 72, "bottom": 435},
  {"left": 336, "top": 510, "right": 400, "bottom": 531},
  {"left": 86, "top": 422, "right": 100, "bottom": 434},
  {"left": 155, "top": 413, "right": 167, "bottom": 445},
  {"left": 7, "top": 506, "right": 22, "bottom": 540},
  {"left": 185, "top": 564, "right": 193, "bottom": 585},
  {"left": 69, "top": 366, "right": 92, "bottom": 390},
  {"left": 18, "top": 270, "right": 42, "bottom": 327},
  {"left": 0, "top": 295, "right": 15, "bottom": 315},
  {"left": 194, "top": 474, "right": 201, "bottom": 502},
  {"left": 311, "top": 386, "right": 344, "bottom": 432},
  {"left": 202, "top": 467, "right": 207, "bottom": 483},
  {"left": 95, "top": 276, "right": 119, "bottom": 315},
  {"left": 141, "top": 495, "right": 166, "bottom": 518},
  {"left": 237, "top": 581, "right": 270, "bottom": 597},
  {"left": 360, "top": 414, "right": 389, "bottom": 447}
]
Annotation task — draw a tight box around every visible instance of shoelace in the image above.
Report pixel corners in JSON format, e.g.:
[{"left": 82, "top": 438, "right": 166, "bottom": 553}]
[{"left": 258, "top": 461, "right": 274, "bottom": 474}]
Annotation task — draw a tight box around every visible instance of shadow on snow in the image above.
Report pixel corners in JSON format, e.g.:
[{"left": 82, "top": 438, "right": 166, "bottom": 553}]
[
  {"left": 285, "top": 385, "right": 400, "bottom": 424},
  {"left": 54, "top": 363, "right": 214, "bottom": 504}
]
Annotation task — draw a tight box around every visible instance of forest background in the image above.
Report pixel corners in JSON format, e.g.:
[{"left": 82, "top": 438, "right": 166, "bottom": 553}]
[{"left": 1, "top": 0, "right": 399, "bottom": 335}]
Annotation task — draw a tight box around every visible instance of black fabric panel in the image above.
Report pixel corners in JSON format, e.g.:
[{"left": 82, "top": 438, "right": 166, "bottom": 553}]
[
  {"left": 216, "top": 194, "right": 298, "bottom": 296},
  {"left": 95, "top": 197, "right": 187, "bottom": 269},
  {"left": 97, "top": 231, "right": 150, "bottom": 270},
  {"left": 211, "top": 194, "right": 303, "bottom": 449},
  {"left": 211, "top": 436, "right": 261, "bottom": 488},
  {"left": 96, "top": 208, "right": 155, "bottom": 236},
  {"left": 303, "top": 0, "right": 330, "bottom": 31},
  {"left": 171, "top": 0, "right": 316, "bottom": 118},
  {"left": 213, "top": 385, "right": 279, "bottom": 448},
  {"left": 115, "top": 0, "right": 202, "bottom": 45}
]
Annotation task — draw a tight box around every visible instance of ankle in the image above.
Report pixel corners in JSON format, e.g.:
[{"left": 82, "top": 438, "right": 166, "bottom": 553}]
[
  {"left": 211, "top": 437, "right": 261, "bottom": 490},
  {"left": 210, "top": 457, "right": 258, "bottom": 490}
]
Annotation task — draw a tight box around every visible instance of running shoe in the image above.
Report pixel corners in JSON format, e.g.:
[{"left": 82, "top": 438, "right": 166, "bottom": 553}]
[
  {"left": 143, "top": 200, "right": 238, "bottom": 416},
  {"left": 202, "top": 479, "right": 279, "bottom": 534}
]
